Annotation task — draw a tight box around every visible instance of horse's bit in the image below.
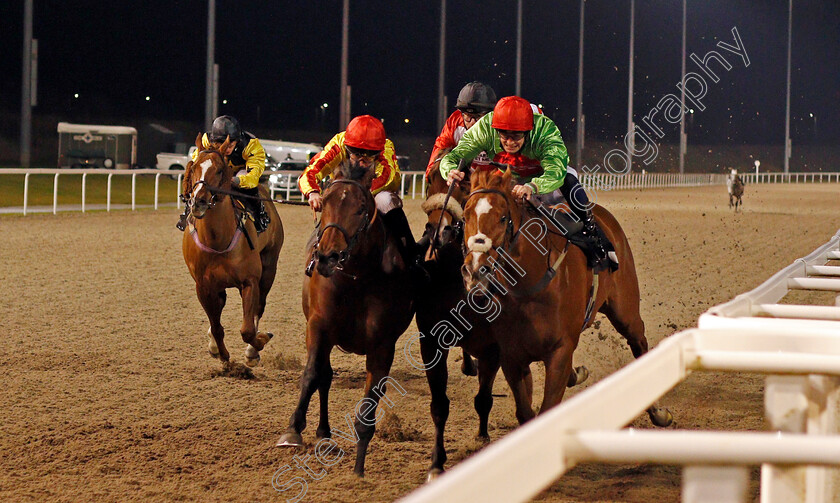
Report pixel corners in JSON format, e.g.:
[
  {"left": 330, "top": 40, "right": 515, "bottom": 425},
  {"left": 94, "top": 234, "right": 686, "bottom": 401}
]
[
  {"left": 181, "top": 150, "right": 228, "bottom": 216},
  {"left": 315, "top": 179, "right": 375, "bottom": 271}
]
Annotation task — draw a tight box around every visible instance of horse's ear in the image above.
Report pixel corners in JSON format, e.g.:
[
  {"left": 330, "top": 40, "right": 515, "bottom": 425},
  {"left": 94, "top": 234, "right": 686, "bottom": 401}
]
[
  {"left": 219, "top": 136, "right": 232, "bottom": 153},
  {"left": 471, "top": 169, "right": 485, "bottom": 191},
  {"left": 501, "top": 167, "right": 513, "bottom": 188},
  {"left": 194, "top": 133, "right": 203, "bottom": 150}
]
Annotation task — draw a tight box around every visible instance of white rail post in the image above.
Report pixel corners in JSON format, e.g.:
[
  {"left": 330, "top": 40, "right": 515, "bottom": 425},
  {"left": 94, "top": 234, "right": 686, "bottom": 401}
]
[
  {"left": 177, "top": 174, "right": 183, "bottom": 209},
  {"left": 107, "top": 173, "right": 113, "bottom": 212},
  {"left": 400, "top": 175, "right": 406, "bottom": 196},
  {"left": 131, "top": 173, "right": 137, "bottom": 210},
  {"left": 683, "top": 466, "right": 748, "bottom": 503},
  {"left": 23, "top": 173, "right": 30, "bottom": 216},
  {"left": 53, "top": 173, "right": 59, "bottom": 214},
  {"left": 154, "top": 173, "right": 160, "bottom": 210},
  {"left": 82, "top": 173, "right": 87, "bottom": 213},
  {"left": 761, "top": 375, "right": 840, "bottom": 503}
]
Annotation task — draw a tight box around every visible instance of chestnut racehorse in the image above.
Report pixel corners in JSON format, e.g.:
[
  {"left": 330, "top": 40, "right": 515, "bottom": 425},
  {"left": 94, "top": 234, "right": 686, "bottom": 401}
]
[
  {"left": 181, "top": 135, "right": 284, "bottom": 366},
  {"left": 460, "top": 169, "right": 672, "bottom": 428},
  {"left": 276, "top": 164, "right": 415, "bottom": 477},
  {"left": 415, "top": 159, "right": 590, "bottom": 479}
]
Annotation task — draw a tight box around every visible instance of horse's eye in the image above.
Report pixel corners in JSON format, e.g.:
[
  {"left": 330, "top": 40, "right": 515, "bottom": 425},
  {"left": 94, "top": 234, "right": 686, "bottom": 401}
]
[
  {"left": 500, "top": 215, "right": 508, "bottom": 223},
  {"left": 355, "top": 207, "right": 366, "bottom": 215}
]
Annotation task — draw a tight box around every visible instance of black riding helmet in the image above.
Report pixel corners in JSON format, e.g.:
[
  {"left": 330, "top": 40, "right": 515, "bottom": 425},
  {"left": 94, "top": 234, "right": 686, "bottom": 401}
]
[
  {"left": 455, "top": 82, "right": 497, "bottom": 114},
  {"left": 209, "top": 115, "right": 242, "bottom": 144}
]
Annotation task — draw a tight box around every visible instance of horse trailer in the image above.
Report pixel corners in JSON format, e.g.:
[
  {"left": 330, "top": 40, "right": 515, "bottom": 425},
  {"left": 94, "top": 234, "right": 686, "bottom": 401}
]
[{"left": 57, "top": 122, "right": 138, "bottom": 169}]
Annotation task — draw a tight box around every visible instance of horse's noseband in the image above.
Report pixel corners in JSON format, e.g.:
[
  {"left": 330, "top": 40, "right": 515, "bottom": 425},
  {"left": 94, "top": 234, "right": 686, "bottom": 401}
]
[
  {"left": 183, "top": 150, "right": 229, "bottom": 218},
  {"left": 463, "top": 188, "right": 516, "bottom": 256},
  {"left": 315, "top": 179, "right": 374, "bottom": 271}
]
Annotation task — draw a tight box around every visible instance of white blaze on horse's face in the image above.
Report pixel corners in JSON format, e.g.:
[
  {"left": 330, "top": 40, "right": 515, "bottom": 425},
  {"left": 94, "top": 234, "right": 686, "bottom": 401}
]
[
  {"left": 468, "top": 197, "right": 494, "bottom": 270},
  {"left": 193, "top": 159, "right": 214, "bottom": 198}
]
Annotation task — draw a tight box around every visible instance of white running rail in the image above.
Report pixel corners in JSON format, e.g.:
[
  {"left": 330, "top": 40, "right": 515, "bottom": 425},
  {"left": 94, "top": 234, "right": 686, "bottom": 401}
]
[
  {"left": 0, "top": 168, "right": 183, "bottom": 215},
  {"left": 401, "top": 229, "right": 840, "bottom": 503}
]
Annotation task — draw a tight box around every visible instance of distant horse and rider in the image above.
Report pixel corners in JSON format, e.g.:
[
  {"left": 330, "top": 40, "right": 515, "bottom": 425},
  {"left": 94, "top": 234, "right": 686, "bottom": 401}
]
[
  {"left": 181, "top": 133, "right": 284, "bottom": 366},
  {"left": 727, "top": 168, "right": 745, "bottom": 211}
]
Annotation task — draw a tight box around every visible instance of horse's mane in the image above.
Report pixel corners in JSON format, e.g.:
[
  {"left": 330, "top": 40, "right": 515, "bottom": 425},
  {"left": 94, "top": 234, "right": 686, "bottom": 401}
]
[
  {"left": 470, "top": 167, "right": 513, "bottom": 194},
  {"left": 335, "top": 161, "right": 376, "bottom": 189}
]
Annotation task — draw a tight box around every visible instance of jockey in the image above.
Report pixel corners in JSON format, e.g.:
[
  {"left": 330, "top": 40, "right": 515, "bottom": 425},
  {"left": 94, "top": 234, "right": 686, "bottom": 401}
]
[
  {"left": 176, "top": 115, "right": 271, "bottom": 233},
  {"left": 426, "top": 81, "right": 497, "bottom": 178},
  {"left": 440, "top": 96, "right": 615, "bottom": 268},
  {"left": 300, "top": 115, "right": 418, "bottom": 277}
]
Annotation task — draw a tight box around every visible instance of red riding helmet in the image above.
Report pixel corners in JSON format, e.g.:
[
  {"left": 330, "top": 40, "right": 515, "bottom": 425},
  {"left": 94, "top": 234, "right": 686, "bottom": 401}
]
[
  {"left": 345, "top": 115, "right": 387, "bottom": 151},
  {"left": 491, "top": 96, "right": 534, "bottom": 132}
]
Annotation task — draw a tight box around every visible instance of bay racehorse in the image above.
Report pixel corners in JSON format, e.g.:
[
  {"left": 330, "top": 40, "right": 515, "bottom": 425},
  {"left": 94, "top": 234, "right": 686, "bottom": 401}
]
[
  {"left": 460, "top": 168, "right": 672, "bottom": 429},
  {"left": 275, "top": 163, "right": 416, "bottom": 477},
  {"left": 181, "top": 134, "right": 284, "bottom": 366},
  {"left": 414, "top": 158, "right": 590, "bottom": 479}
]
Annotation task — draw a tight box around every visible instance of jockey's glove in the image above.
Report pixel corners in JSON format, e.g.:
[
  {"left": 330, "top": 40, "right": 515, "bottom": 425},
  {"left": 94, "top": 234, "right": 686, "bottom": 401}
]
[{"left": 231, "top": 176, "right": 241, "bottom": 188}]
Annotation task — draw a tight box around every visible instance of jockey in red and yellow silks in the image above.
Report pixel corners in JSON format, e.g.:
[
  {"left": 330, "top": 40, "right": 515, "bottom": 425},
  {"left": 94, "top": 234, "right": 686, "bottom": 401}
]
[
  {"left": 298, "top": 132, "right": 400, "bottom": 198},
  {"left": 301, "top": 115, "right": 422, "bottom": 278}
]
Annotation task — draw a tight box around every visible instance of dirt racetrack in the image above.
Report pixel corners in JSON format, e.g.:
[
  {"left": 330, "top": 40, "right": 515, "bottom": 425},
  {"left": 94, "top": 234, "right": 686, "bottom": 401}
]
[{"left": 2, "top": 183, "right": 839, "bottom": 503}]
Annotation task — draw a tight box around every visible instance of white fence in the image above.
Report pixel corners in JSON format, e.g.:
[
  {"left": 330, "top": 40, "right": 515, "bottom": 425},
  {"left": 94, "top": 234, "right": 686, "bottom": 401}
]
[
  {"left": 0, "top": 168, "right": 183, "bottom": 215},
  {"left": 2, "top": 169, "right": 838, "bottom": 215},
  {"left": 401, "top": 229, "right": 840, "bottom": 503}
]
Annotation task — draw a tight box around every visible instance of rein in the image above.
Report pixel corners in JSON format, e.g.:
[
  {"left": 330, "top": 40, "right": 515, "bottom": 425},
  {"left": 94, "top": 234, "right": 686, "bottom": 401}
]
[
  {"left": 465, "top": 184, "right": 601, "bottom": 329},
  {"left": 315, "top": 179, "right": 379, "bottom": 276}
]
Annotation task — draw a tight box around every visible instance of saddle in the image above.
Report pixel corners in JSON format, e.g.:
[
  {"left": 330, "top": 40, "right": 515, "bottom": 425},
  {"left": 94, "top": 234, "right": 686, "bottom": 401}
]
[{"left": 525, "top": 202, "right": 618, "bottom": 273}]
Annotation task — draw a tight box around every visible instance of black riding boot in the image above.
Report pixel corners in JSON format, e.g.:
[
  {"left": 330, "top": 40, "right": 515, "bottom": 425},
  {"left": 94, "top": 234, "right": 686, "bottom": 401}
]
[
  {"left": 559, "top": 173, "right": 617, "bottom": 271},
  {"left": 254, "top": 202, "right": 270, "bottom": 233},
  {"left": 382, "top": 208, "right": 427, "bottom": 281}
]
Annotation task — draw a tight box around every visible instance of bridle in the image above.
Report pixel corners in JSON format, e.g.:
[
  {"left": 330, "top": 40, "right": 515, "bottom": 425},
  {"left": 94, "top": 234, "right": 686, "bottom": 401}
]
[
  {"left": 181, "top": 149, "right": 229, "bottom": 216},
  {"left": 315, "top": 179, "right": 377, "bottom": 272},
  {"left": 463, "top": 188, "right": 517, "bottom": 255}
]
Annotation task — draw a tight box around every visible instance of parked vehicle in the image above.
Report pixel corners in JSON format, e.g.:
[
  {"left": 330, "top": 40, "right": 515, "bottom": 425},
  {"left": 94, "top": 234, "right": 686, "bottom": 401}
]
[
  {"left": 58, "top": 122, "right": 138, "bottom": 169},
  {"left": 268, "top": 159, "right": 310, "bottom": 198}
]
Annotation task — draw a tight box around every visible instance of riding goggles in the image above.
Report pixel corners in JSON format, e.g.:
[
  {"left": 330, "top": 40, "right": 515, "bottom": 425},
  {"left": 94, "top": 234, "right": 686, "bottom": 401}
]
[{"left": 346, "top": 146, "right": 381, "bottom": 160}]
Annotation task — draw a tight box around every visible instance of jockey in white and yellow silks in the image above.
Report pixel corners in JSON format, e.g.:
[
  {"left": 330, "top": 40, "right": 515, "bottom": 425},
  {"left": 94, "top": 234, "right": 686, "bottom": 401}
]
[
  {"left": 299, "top": 115, "right": 421, "bottom": 278},
  {"left": 176, "top": 115, "right": 271, "bottom": 233}
]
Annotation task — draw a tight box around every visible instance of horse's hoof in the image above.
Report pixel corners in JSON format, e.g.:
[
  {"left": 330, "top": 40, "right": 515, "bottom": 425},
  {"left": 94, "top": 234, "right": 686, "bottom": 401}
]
[
  {"left": 208, "top": 348, "right": 220, "bottom": 359},
  {"left": 426, "top": 468, "right": 444, "bottom": 482},
  {"left": 266, "top": 332, "right": 275, "bottom": 340},
  {"left": 276, "top": 432, "right": 304, "bottom": 448},
  {"left": 568, "top": 366, "right": 589, "bottom": 387},
  {"left": 648, "top": 406, "right": 674, "bottom": 427},
  {"left": 244, "top": 345, "right": 260, "bottom": 367}
]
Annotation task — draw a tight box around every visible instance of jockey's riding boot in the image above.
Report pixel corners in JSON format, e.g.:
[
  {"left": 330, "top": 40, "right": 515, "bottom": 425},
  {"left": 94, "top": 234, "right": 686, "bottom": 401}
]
[
  {"left": 254, "top": 202, "right": 270, "bottom": 233},
  {"left": 581, "top": 210, "right": 618, "bottom": 271},
  {"left": 176, "top": 210, "right": 188, "bottom": 231},
  {"left": 382, "top": 208, "right": 428, "bottom": 281}
]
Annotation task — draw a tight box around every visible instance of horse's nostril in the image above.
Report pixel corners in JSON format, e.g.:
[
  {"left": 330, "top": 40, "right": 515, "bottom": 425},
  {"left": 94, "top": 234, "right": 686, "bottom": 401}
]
[{"left": 473, "top": 238, "right": 485, "bottom": 245}]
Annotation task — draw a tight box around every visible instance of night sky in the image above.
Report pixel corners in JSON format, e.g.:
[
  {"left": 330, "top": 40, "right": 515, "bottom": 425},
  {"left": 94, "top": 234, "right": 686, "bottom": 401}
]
[{"left": 2, "top": 0, "right": 839, "bottom": 146}]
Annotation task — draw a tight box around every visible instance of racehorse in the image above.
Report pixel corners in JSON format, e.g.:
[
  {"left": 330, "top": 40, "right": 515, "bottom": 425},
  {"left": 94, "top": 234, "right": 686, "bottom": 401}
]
[
  {"left": 275, "top": 163, "right": 416, "bottom": 477},
  {"left": 415, "top": 158, "right": 590, "bottom": 480},
  {"left": 181, "top": 134, "right": 284, "bottom": 366},
  {"left": 460, "top": 168, "right": 672, "bottom": 429},
  {"left": 729, "top": 174, "right": 744, "bottom": 211}
]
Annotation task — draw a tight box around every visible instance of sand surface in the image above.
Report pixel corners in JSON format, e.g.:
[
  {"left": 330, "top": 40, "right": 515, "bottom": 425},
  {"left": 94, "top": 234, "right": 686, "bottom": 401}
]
[{"left": 2, "top": 183, "right": 838, "bottom": 502}]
